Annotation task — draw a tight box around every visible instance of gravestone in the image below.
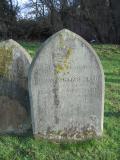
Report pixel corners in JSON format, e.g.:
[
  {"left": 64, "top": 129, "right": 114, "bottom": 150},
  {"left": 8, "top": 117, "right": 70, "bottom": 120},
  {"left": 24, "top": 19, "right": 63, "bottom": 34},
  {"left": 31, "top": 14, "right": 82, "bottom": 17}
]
[
  {"left": 29, "top": 29, "right": 105, "bottom": 141},
  {"left": 0, "top": 39, "right": 32, "bottom": 134}
]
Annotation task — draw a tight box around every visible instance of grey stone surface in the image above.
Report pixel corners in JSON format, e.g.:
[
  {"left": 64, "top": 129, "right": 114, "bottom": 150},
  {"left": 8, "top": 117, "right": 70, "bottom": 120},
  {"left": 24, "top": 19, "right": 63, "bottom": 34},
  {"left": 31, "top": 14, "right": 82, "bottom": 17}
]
[
  {"left": 29, "top": 29, "right": 105, "bottom": 141},
  {"left": 0, "top": 39, "right": 32, "bottom": 134}
]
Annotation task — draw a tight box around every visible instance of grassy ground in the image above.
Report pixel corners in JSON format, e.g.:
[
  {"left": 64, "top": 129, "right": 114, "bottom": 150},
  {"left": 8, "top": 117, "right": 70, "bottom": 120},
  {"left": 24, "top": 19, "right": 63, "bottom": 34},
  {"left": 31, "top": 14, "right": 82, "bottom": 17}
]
[{"left": 0, "top": 42, "right": 120, "bottom": 160}]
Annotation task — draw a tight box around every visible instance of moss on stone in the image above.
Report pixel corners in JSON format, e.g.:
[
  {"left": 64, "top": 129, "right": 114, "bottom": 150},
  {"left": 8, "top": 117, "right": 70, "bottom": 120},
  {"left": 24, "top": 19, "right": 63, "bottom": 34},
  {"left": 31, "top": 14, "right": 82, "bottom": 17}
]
[
  {"left": 0, "top": 46, "right": 13, "bottom": 77},
  {"left": 35, "top": 127, "right": 97, "bottom": 141},
  {"left": 55, "top": 48, "right": 72, "bottom": 73}
]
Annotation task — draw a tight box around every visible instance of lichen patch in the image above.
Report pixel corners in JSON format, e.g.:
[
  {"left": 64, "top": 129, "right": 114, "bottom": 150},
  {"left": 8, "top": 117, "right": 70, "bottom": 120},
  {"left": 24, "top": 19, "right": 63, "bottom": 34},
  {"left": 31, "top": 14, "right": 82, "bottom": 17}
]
[
  {"left": 0, "top": 46, "right": 13, "bottom": 77},
  {"left": 55, "top": 48, "right": 72, "bottom": 73}
]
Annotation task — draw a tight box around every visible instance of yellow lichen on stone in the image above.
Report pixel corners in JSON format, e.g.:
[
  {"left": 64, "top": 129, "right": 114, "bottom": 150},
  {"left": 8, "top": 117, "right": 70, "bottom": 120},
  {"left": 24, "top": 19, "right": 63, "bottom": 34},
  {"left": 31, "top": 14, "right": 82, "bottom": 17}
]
[
  {"left": 55, "top": 48, "right": 72, "bottom": 73},
  {"left": 0, "top": 46, "right": 13, "bottom": 77},
  {"left": 64, "top": 48, "right": 72, "bottom": 64},
  {"left": 55, "top": 64, "right": 64, "bottom": 73}
]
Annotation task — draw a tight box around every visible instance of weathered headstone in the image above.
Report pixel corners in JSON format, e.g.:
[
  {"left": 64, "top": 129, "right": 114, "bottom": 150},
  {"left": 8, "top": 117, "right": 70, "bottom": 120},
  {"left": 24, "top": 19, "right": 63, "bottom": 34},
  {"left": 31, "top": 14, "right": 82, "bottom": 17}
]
[
  {"left": 29, "top": 29, "right": 105, "bottom": 141},
  {"left": 0, "top": 39, "right": 32, "bottom": 134}
]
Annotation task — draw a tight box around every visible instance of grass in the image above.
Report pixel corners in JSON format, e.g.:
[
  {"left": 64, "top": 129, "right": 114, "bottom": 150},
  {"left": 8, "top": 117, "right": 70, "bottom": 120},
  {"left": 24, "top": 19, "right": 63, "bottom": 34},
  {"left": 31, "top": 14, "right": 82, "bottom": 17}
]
[
  {"left": 20, "top": 41, "right": 40, "bottom": 57},
  {"left": 0, "top": 42, "right": 120, "bottom": 160}
]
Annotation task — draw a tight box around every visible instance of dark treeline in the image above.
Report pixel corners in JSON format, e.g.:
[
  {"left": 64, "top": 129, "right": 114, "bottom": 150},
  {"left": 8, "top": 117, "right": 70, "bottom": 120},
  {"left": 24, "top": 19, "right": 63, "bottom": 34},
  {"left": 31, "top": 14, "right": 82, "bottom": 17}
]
[{"left": 0, "top": 0, "right": 120, "bottom": 43}]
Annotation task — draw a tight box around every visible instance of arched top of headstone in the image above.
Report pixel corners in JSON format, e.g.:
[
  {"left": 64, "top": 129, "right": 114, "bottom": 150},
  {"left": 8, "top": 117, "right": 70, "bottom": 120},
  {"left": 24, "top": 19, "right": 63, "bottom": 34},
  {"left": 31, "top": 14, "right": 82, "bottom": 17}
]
[
  {"left": 29, "top": 29, "right": 105, "bottom": 141},
  {"left": 0, "top": 39, "right": 32, "bottom": 63},
  {"left": 30, "top": 29, "right": 104, "bottom": 78}
]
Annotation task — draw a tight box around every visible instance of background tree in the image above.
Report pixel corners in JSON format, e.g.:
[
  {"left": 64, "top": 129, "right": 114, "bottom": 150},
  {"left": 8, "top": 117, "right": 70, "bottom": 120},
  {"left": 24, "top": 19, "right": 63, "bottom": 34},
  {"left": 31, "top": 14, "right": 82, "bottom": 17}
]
[
  {"left": 0, "top": 0, "right": 19, "bottom": 39},
  {"left": 0, "top": 0, "right": 120, "bottom": 43},
  {"left": 109, "top": 0, "right": 120, "bottom": 43}
]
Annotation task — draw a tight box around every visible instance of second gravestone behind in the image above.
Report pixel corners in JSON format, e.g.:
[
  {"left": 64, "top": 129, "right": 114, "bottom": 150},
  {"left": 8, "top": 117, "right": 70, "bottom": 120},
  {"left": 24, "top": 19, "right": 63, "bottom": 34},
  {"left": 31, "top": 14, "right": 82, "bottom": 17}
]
[
  {"left": 0, "top": 39, "right": 32, "bottom": 134},
  {"left": 29, "top": 29, "right": 105, "bottom": 141}
]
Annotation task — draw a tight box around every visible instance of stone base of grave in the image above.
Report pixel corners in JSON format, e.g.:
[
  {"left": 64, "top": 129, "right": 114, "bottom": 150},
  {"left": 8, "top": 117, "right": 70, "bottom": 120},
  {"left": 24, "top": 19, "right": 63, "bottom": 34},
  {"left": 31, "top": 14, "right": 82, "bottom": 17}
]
[{"left": 33, "top": 129, "right": 101, "bottom": 141}]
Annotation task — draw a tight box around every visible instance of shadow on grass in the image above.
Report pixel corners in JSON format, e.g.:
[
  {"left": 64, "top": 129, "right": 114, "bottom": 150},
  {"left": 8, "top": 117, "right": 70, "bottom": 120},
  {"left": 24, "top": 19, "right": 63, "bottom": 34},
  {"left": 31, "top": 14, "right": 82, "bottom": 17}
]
[
  {"left": 105, "top": 77, "right": 120, "bottom": 83},
  {"left": 0, "top": 129, "right": 33, "bottom": 140},
  {"left": 104, "top": 111, "right": 120, "bottom": 118},
  {"left": 105, "top": 72, "right": 120, "bottom": 76},
  {"left": 105, "top": 72, "right": 120, "bottom": 84}
]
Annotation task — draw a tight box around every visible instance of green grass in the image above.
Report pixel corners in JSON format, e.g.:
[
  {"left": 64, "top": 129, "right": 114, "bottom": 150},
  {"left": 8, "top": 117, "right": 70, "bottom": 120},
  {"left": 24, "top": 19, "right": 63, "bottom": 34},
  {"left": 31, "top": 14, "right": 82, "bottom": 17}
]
[
  {"left": 20, "top": 41, "right": 41, "bottom": 57},
  {"left": 0, "top": 42, "right": 120, "bottom": 160}
]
